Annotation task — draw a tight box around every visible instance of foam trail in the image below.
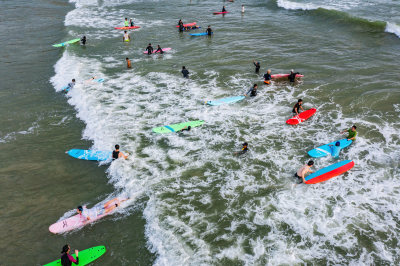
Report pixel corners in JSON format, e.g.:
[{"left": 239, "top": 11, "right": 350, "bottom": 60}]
[{"left": 385, "top": 22, "right": 400, "bottom": 38}]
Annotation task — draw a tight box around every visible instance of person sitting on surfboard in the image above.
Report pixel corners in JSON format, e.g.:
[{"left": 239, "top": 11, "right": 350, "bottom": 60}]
[
  {"left": 264, "top": 69, "right": 272, "bottom": 84},
  {"left": 123, "top": 31, "right": 130, "bottom": 42},
  {"left": 329, "top": 141, "right": 341, "bottom": 158},
  {"left": 292, "top": 99, "right": 304, "bottom": 115},
  {"left": 222, "top": 6, "right": 227, "bottom": 12},
  {"left": 113, "top": 144, "right": 128, "bottom": 160},
  {"left": 124, "top": 17, "right": 129, "bottom": 27},
  {"left": 63, "top": 79, "right": 76, "bottom": 93},
  {"left": 80, "top": 36, "right": 86, "bottom": 45},
  {"left": 182, "top": 66, "right": 189, "bottom": 78},
  {"left": 245, "top": 84, "right": 258, "bottom": 97},
  {"left": 295, "top": 160, "right": 314, "bottom": 183},
  {"left": 235, "top": 142, "right": 248, "bottom": 155},
  {"left": 288, "top": 69, "right": 301, "bottom": 83},
  {"left": 341, "top": 125, "right": 357, "bottom": 141},
  {"left": 206, "top": 26, "right": 213, "bottom": 36},
  {"left": 61, "top": 245, "right": 79, "bottom": 266},
  {"left": 146, "top": 43, "right": 154, "bottom": 54},
  {"left": 129, "top": 18, "right": 134, "bottom": 27},
  {"left": 126, "top": 58, "right": 132, "bottom": 69},
  {"left": 155, "top": 45, "right": 164, "bottom": 54},
  {"left": 253, "top": 60, "right": 260, "bottom": 73}
]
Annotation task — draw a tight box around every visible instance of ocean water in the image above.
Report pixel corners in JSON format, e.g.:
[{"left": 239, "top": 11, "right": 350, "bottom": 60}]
[{"left": 1, "top": 0, "right": 400, "bottom": 265}]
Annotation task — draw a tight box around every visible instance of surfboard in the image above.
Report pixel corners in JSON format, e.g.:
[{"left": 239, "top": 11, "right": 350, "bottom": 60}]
[
  {"left": 95, "top": 78, "right": 104, "bottom": 83},
  {"left": 52, "top": 38, "right": 81, "bottom": 47},
  {"left": 271, "top": 74, "right": 304, "bottom": 79},
  {"left": 62, "top": 86, "right": 71, "bottom": 93},
  {"left": 207, "top": 96, "right": 245, "bottom": 106},
  {"left": 114, "top": 26, "right": 140, "bottom": 30},
  {"left": 304, "top": 160, "right": 354, "bottom": 184},
  {"left": 176, "top": 22, "right": 197, "bottom": 27},
  {"left": 67, "top": 149, "right": 112, "bottom": 161},
  {"left": 152, "top": 120, "right": 204, "bottom": 134},
  {"left": 189, "top": 32, "right": 212, "bottom": 36},
  {"left": 308, "top": 139, "right": 352, "bottom": 158},
  {"left": 43, "top": 246, "right": 106, "bottom": 266},
  {"left": 213, "top": 11, "right": 229, "bottom": 14},
  {"left": 286, "top": 108, "right": 317, "bottom": 125},
  {"left": 143, "top": 48, "right": 172, "bottom": 54}
]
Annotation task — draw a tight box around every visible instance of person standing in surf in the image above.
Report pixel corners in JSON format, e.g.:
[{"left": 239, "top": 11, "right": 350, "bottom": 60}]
[
  {"left": 122, "top": 31, "right": 130, "bottom": 42},
  {"left": 241, "top": 5, "right": 245, "bottom": 13},
  {"left": 264, "top": 69, "right": 272, "bottom": 84},
  {"left": 129, "top": 18, "right": 134, "bottom": 27},
  {"left": 253, "top": 60, "right": 261, "bottom": 73},
  {"left": 124, "top": 17, "right": 129, "bottom": 27},
  {"left": 222, "top": 6, "right": 227, "bottom": 12},
  {"left": 126, "top": 58, "right": 132, "bottom": 69},
  {"left": 181, "top": 66, "right": 189, "bottom": 78},
  {"left": 80, "top": 36, "right": 86, "bottom": 45},
  {"left": 245, "top": 84, "right": 258, "bottom": 97},
  {"left": 155, "top": 45, "right": 164, "bottom": 54},
  {"left": 206, "top": 25, "right": 213, "bottom": 36},
  {"left": 292, "top": 99, "right": 304, "bottom": 115},
  {"left": 288, "top": 69, "right": 301, "bottom": 83},
  {"left": 113, "top": 144, "right": 128, "bottom": 160},
  {"left": 341, "top": 125, "right": 357, "bottom": 141},
  {"left": 295, "top": 160, "right": 314, "bottom": 183},
  {"left": 146, "top": 43, "right": 154, "bottom": 54},
  {"left": 60, "top": 245, "right": 79, "bottom": 266}
]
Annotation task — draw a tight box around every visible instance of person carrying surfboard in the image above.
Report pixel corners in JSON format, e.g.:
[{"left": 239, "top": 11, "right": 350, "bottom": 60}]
[
  {"left": 60, "top": 245, "right": 79, "bottom": 266},
  {"left": 206, "top": 26, "right": 213, "bottom": 36},
  {"left": 146, "top": 43, "right": 154, "bottom": 54},
  {"left": 123, "top": 31, "right": 130, "bottom": 42},
  {"left": 341, "top": 125, "right": 357, "bottom": 141},
  {"left": 288, "top": 69, "right": 301, "bottom": 83},
  {"left": 181, "top": 66, "right": 189, "bottom": 78},
  {"left": 253, "top": 60, "right": 260, "bottom": 73},
  {"left": 124, "top": 17, "right": 129, "bottom": 27},
  {"left": 264, "top": 69, "right": 272, "bottom": 84},
  {"left": 113, "top": 144, "right": 128, "bottom": 160},
  {"left": 292, "top": 99, "right": 304, "bottom": 115},
  {"left": 295, "top": 160, "right": 314, "bottom": 183},
  {"left": 245, "top": 84, "right": 258, "bottom": 97}
]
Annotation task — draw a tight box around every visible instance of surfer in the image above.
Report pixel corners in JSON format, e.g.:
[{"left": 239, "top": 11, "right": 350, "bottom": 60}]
[
  {"left": 155, "top": 45, "right": 164, "bottom": 54},
  {"left": 179, "top": 23, "right": 184, "bottom": 32},
  {"left": 113, "top": 144, "right": 128, "bottom": 160},
  {"left": 264, "top": 69, "right": 272, "bottom": 84},
  {"left": 126, "top": 58, "right": 132, "bottom": 69},
  {"left": 179, "top": 126, "right": 191, "bottom": 132},
  {"left": 253, "top": 60, "right": 260, "bottom": 73},
  {"left": 222, "top": 6, "right": 227, "bottom": 12},
  {"left": 295, "top": 160, "right": 314, "bottom": 183},
  {"left": 146, "top": 43, "right": 154, "bottom": 54},
  {"left": 235, "top": 142, "right": 248, "bottom": 155},
  {"left": 80, "top": 36, "right": 86, "bottom": 45},
  {"left": 77, "top": 199, "right": 124, "bottom": 221},
  {"left": 288, "top": 69, "right": 301, "bottom": 83},
  {"left": 178, "top": 19, "right": 183, "bottom": 26},
  {"left": 341, "top": 125, "right": 357, "bottom": 141},
  {"left": 122, "top": 31, "right": 130, "bottom": 42},
  {"left": 129, "top": 18, "right": 134, "bottom": 27},
  {"left": 245, "top": 84, "right": 258, "bottom": 97},
  {"left": 241, "top": 5, "right": 245, "bottom": 13},
  {"left": 329, "top": 141, "right": 342, "bottom": 158},
  {"left": 182, "top": 66, "right": 189, "bottom": 78},
  {"left": 124, "top": 17, "right": 129, "bottom": 27},
  {"left": 206, "top": 25, "right": 213, "bottom": 36},
  {"left": 63, "top": 79, "right": 75, "bottom": 93},
  {"left": 292, "top": 99, "right": 304, "bottom": 115},
  {"left": 60, "top": 245, "right": 79, "bottom": 266}
]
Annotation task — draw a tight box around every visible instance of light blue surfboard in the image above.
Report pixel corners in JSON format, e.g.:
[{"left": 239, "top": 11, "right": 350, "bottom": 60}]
[
  {"left": 95, "top": 78, "right": 105, "bottom": 83},
  {"left": 207, "top": 96, "right": 245, "bottom": 106},
  {"left": 308, "top": 139, "right": 352, "bottom": 158},
  {"left": 67, "top": 149, "right": 112, "bottom": 161},
  {"left": 62, "top": 86, "right": 71, "bottom": 93},
  {"left": 190, "top": 32, "right": 212, "bottom": 36}
]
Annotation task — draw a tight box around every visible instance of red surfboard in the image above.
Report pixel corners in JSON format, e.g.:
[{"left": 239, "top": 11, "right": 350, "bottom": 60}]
[
  {"left": 176, "top": 22, "right": 197, "bottom": 27},
  {"left": 213, "top": 11, "right": 229, "bottom": 14},
  {"left": 286, "top": 108, "right": 316, "bottom": 125},
  {"left": 305, "top": 160, "right": 354, "bottom": 184},
  {"left": 114, "top": 26, "right": 141, "bottom": 30},
  {"left": 271, "top": 74, "right": 304, "bottom": 79}
]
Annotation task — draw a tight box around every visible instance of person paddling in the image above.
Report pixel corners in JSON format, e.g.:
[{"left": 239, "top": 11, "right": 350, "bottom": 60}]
[
  {"left": 124, "top": 17, "right": 129, "bottom": 27},
  {"left": 295, "top": 160, "right": 314, "bottom": 183},
  {"left": 264, "top": 69, "right": 272, "bottom": 84},
  {"left": 60, "top": 245, "right": 79, "bottom": 266},
  {"left": 113, "top": 144, "right": 128, "bottom": 160},
  {"left": 292, "top": 99, "right": 304, "bottom": 115},
  {"left": 122, "top": 31, "right": 130, "bottom": 42},
  {"left": 146, "top": 43, "right": 154, "bottom": 54},
  {"left": 155, "top": 45, "right": 164, "bottom": 54},
  {"left": 245, "top": 84, "right": 258, "bottom": 97}
]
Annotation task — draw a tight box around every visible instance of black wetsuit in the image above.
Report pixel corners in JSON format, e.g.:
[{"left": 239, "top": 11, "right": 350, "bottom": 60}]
[
  {"left": 179, "top": 24, "right": 184, "bottom": 32},
  {"left": 206, "top": 28, "right": 212, "bottom": 35},
  {"left": 222, "top": 7, "right": 226, "bottom": 12},
  {"left": 61, "top": 253, "right": 79, "bottom": 266},
  {"left": 182, "top": 69, "right": 189, "bottom": 78},
  {"left": 237, "top": 147, "right": 248, "bottom": 155},
  {"left": 263, "top": 73, "right": 271, "bottom": 81},
  {"left": 292, "top": 103, "right": 302, "bottom": 114},
  {"left": 112, "top": 150, "right": 119, "bottom": 160},
  {"left": 254, "top": 62, "right": 260, "bottom": 73},
  {"left": 288, "top": 72, "right": 300, "bottom": 82},
  {"left": 155, "top": 47, "right": 163, "bottom": 54},
  {"left": 294, "top": 173, "right": 303, "bottom": 184},
  {"left": 81, "top": 36, "right": 86, "bottom": 45},
  {"left": 146, "top": 46, "right": 153, "bottom": 54}
]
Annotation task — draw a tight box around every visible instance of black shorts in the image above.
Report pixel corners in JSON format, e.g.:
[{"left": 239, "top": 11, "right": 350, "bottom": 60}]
[{"left": 294, "top": 173, "right": 303, "bottom": 183}]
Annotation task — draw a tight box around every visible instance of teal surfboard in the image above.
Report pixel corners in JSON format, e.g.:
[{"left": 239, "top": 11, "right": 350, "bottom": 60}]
[
  {"left": 67, "top": 149, "right": 112, "bottom": 161},
  {"left": 308, "top": 139, "right": 352, "bottom": 158},
  {"left": 207, "top": 96, "right": 245, "bottom": 106},
  {"left": 152, "top": 120, "right": 204, "bottom": 134},
  {"left": 189, "top": 32, "right": 212, "bottom": 36},
  {"left": 43, "top": 246, "right": 106, "bottom": 266},
  {"left": 52, "top": 38, "right": 81, "bottom": 47}
]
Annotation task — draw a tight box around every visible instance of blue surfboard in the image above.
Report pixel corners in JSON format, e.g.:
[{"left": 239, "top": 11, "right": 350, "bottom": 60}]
[
  {"left": 190, "top": 32, "right": 212, "bottom": 36},
  {"left": 308, "top": 139, "right": 352, "bottom": 158},
  {"left": 67, "top": 149, "right": 112, "bottom": 161},
  {"left": 95, "top": 78, "right": 105, "bottom": 83},
  {"left": 207, "top": 96, "right": 245, "bottom": 106}
]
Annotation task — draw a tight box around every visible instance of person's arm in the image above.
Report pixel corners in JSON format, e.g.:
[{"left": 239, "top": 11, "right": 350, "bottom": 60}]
[
  {"left": 300, "top": 106, "right": 304, "bottom": 111},
  {"left": 294, "top": 104, "right": 299, "bottom": 115},
  {"left": 244, "top": 88, "right": 252, "bottom": 96},
  {"left": 119, "top": 152, "right": 129, "bottom": 159},
  {"left": 67, "top": 252, "right": 79, "bottom": 265}
]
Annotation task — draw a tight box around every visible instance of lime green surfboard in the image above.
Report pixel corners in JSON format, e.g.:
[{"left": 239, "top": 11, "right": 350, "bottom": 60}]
[
  {"left": 152, "top": 120, "right": 204, "bottom": 134},
  {"left": 52, "top": 38, "right": 81, "bottom": 47},
  {"left": 43, "top": 246, "right": 106, "bottom": 266}
]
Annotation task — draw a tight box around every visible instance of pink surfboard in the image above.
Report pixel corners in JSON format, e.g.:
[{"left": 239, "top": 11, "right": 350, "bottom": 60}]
[
  {"left": 271, "top": 73, "right": 304, "bottom": 79},
  {"left": 143, "top": 48, "right": 172, "bottom": 54},
  {"left": 176, "top": 22, "right": 196, "bottom": 27},
  {"left": 213, "top": 11, "right": 229, "bottom": 14}
]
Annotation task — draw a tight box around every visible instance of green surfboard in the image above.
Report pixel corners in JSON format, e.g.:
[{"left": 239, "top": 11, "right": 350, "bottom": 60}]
[
  {"left": 152, "top": 120, "right": 204, "bottom": 134},
  {"left": 52, "top": 38, "right": 81, "bottom": 47},
  {"left": 43, "top": 246, "right": 106, "bottom": 266}
]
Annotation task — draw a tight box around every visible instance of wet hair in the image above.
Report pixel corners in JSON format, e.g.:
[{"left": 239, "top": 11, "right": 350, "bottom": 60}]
[
  {"left": 182, "top": 66, "right": 186, "bottom": 69},
  {"left": 307, "top": 160, "right": 314, "bottom": 166},
  {"left": 352, "top": 125, "right": 357, "bottom": 129},
  {"left": 115, "top": 144, "right": 120, "bottom": 150},
  {"left": 298, "top": 99, "right": 303, "bottom": 103},
  {"left": 61, "top": 245, "right": 70, "bottom": 254},
  {"left": 243, "top": 142, "right": 248, "bottom": 146},
  {"left": 208, "top": 25, "right": 211, "bottom": 27},
  {"left": 125, "top": 18, "right": 127, "bottom": 20},
  {"left": 72, "top": 79, "right": 75, "bottom": 82},
  {"left": 148, "top": 43, "right": 151, "bottom": 46},
  {"left": 77, "top": 206, "right": 83, "bottom": 212},
  {"left": 254, "top": 84, "right": 258, "bottom": 88},
  {"left": 335, "top": 141, "right": 340, "bottom": 146},
  {"left": 124, "top": 31, "right": 127, "bottom": 33},
  {"left": 126, "top": 57, "right": 129, "bottom": 60}
]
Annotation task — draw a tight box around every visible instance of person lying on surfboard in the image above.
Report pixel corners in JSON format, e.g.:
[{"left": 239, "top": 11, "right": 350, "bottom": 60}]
[
  {"left": 77, "top": 198, "right": 127, "bottom": 221},
  {"left": 295, "top": 160, "right": 314, "bottom": 183},
  {"left": 341, "top": 125, "right": 357, "bottom": 141},
  {"left": 264, "top": 69, "right": 272, "bottom": 84},
  {"left": 244, "top": 84, "right": 258, "bottom": 97},
  {"left": 234, "top": 142, "right": 248, "bottom": 155},
  {"left": 61, "top": 245, "right": 79, "bottom": 266},
  {"left": 288, "top": 69, "right": 301, "bottom": 83},
  {"left": 113, "top": 144, "right": 128, "bottom": 160},
  {"left": 206, "top": 26, "right": 213, "bottom": 36},
  {"left": 146, "top": 43, "right": 154, "bottom": 54},
  {"left": 292, "top": 99, "right": 304, "bottom": 115},
  {"left": 155, "top": 45, "right": 164, "bottom": 54}
]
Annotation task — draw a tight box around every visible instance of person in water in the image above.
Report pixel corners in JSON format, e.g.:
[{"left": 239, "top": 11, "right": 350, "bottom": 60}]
[
  {"left": 253, "top": 60, "right": 260, "bottom": 73},
  {"left": 235, "top": 142, "right": 248, "bottom": 155},
  {"left": 80, "top": 36, "right": 86, "bottom": 45},
  {"left": 113, "top": 144, "right": 128, "bottom": 160},
  {"left": 245, "top": 84, "right": 258, "bottom": 97},
  {"left": 241, "top": 5, "right": 245, "bottom": 13},
  {"left": 178, "top": 19, "right": 183, "bottom": 26},
  {"left": 77, "top": 198, "right": 124, "bottom": 221},
  {"left": 264, "top": 69, "right": 272, "bottom": 84},
  {"left": 155, "top": 45, "right": 164, "bottom": 54},
  {"left": 222, "top": 6, "right": 227, "bottom": 12},
  {"left": 124, "top": 17, "right": 129, "bottom": 27},
  {"left": 182, "top": 66, "right": 189, "bottom": 78},
  {"left": 129, "top": 18, "right": 134, "bottom": 27},
  {"left": 146, "top": 43, "right": 154, "bottom": 54},
  {"left": 179, "top": 23, "right": 184, "bottom": 32},
  {"left": 329, "top": 141, "right": 341, "bottom": 158},
  {"left": 292, "top": 99, "right": 304, "bottom": 115},
  {"left": 341, "top": 125, "right": 357, "bottom": 141},
  {"left": 295, "top": 160, "right": 314, "bottom": 183},
  {"left": 288, "top": 69, "right": 301, "bottom": 83},
  {"left": 123, "top": 31, "right": 130, "bottom": 42},
  {"left": 60, "top": 245, "right": 79, "bottom": 266},
  {"left": 126, "top": 57, "right": 131, "bottom": 69},
  {"left": 179, "top": 126, "right": 191, "bottom": 132},
  {"left": 206, "top": 25, "right": 213, "bottom": 36},
  {"left": 63, "top": 79, "right": 76, "bottom": 93}
]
